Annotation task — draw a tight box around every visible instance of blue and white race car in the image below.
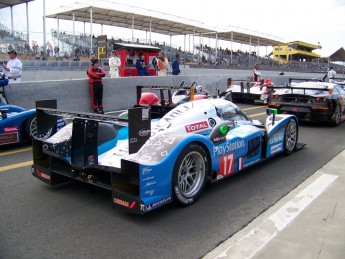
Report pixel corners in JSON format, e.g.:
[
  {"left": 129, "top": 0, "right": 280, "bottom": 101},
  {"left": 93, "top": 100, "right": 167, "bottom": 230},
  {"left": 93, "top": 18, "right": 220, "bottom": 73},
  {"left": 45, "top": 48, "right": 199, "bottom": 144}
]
[
  {"left": 0, "top": 101, "right": 64, "bottom": 146},
  {"left": 32, "top": 99, "right": 303, "bottom": 214}
]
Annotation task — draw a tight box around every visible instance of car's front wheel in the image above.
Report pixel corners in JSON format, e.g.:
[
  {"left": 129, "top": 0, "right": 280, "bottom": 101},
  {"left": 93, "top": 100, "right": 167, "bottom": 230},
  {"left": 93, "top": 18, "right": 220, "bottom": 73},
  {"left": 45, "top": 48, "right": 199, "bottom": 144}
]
[
  {"left": 172, "top": 143, "right": 208, "bottom": 205},
  {"left": 284, "top": 119, "right": 297, "bottom": 155},
  {"left": 25, "top": 115, "right": 53, "bottom": 141}
]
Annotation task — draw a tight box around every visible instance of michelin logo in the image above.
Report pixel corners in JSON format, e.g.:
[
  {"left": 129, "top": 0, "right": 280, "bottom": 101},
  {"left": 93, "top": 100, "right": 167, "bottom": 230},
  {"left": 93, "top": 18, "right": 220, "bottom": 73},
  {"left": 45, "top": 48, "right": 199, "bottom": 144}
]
[{"left": 271, "top": 143, "right": 283, "bottom": 154}]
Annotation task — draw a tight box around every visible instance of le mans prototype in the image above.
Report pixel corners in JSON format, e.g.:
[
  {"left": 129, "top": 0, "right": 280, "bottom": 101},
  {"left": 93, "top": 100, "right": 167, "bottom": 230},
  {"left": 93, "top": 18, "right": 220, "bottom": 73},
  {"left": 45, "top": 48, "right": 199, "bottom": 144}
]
[
  {"left": 268, "top": 81, "right": 345, "bottom": 126},
  {"left": 32, "top": 99, "right": 303, "bottom": 214}
]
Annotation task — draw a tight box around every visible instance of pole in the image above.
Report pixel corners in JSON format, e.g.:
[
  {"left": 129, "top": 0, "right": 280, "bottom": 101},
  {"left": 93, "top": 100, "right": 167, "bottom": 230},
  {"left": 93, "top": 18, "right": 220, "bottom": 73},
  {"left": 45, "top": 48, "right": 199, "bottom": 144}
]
[
  {"left": 230, "top": 32, "right": 233, "bottom": 64},
  {"left": 73, "top": 12, "right": 75, "bottom": 46},
  {"left": 26, "top": 2, "right": 29, "bottom": 45},
  {"left": 10, "top": 6, "right": 14, "bottom": 36},
  {"left": 43, "top": 0, "right": 46, "bottom": 59},
  {"left": 215, "top": 32, "right": 218, "bottom": 65},
  {"left": 131, "top": 14, "right": 134, "bottom": 44},
  {"left": 90, "top": 7, "right": 93, "bottom": 55},
  {"left": 57, "top": 15, "right": 59, "bottom": 49},
  {"left": 149, "top": 17, "right": 152, "bottom": 44}
]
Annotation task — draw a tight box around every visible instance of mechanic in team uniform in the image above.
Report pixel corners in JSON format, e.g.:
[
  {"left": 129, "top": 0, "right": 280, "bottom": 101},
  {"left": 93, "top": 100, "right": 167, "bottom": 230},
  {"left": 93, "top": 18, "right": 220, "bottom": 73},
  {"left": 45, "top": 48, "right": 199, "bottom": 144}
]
[
  {"left": 87, "top": 59, "right": 106, "bottom": 114},
  {"left": 2, "top": 50, "right": 22, "bottom": 83}
]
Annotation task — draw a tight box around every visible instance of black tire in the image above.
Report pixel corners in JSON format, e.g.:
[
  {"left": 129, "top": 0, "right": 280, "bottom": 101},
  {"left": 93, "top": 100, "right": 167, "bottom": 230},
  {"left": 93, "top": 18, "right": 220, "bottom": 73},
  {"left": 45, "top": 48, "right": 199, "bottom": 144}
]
[
  {"left": 172, "top": 143, "right": 209, "bottom": 205},
  {"left": 331, "top": 104, "right": 341, "bottom": 126},
  {"left": 284, "top": 119, "right": 298, "bottom": 155},
  {"left": 25, "top": 115, "right": 53, "bottom": 141}
]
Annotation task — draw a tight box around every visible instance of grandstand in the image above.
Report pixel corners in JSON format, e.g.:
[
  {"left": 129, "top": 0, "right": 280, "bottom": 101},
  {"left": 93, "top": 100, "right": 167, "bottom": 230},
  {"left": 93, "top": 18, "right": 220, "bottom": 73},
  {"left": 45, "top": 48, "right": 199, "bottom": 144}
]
[{"left": 0, "top": 0, "right": 344, "bottom": 73}]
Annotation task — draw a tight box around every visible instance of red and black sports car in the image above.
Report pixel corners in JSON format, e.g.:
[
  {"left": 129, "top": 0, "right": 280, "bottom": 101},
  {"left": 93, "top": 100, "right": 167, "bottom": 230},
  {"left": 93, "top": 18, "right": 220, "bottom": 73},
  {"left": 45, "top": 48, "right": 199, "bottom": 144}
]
[{"left": 268, "top": 82, "right": 345, "bottom": 126}]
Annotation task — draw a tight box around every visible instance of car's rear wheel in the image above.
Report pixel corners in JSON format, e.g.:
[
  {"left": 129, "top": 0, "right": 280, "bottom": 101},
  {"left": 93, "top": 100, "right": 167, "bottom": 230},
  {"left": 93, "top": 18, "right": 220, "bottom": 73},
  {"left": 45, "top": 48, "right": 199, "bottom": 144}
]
[
  {"left": 172, "top": 143, "right": 208, "bottom": 205},
  {"left": 284, "top": 119, "right": 297, "bottom": 155},
  {"left": 331, "top": 104, "right": 341, "bottom": 126}
]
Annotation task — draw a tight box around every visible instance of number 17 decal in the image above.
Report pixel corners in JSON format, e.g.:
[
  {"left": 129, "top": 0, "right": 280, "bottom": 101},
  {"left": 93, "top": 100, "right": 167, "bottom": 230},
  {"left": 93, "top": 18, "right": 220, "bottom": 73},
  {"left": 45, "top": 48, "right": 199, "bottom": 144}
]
[{"left": 220, "top": 153, "right": 234, "bottom": 177}]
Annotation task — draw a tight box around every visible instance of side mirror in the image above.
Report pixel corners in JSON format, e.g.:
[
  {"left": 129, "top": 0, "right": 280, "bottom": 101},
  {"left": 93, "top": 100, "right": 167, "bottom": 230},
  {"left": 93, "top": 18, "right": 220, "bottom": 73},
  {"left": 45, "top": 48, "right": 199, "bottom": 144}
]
[
  {"left": 266, "top": 108, "right": 278, "bottom": 125},
  {"left": 209, "top": 121, "right": 235, "bottom": 145}
]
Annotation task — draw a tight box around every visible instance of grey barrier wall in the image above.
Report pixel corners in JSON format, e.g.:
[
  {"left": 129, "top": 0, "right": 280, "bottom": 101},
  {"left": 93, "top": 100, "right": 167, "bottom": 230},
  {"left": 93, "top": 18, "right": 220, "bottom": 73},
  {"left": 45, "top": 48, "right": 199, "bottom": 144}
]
[{"left": 6, "top": 69, "right": 326, "bottom": 112}]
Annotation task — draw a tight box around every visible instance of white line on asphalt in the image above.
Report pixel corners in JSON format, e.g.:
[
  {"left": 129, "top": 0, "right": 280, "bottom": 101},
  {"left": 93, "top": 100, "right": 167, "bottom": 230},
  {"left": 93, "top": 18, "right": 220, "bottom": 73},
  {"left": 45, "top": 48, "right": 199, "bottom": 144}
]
[{"left": 210, "top": 173, "right": 338, "bottom": 259}]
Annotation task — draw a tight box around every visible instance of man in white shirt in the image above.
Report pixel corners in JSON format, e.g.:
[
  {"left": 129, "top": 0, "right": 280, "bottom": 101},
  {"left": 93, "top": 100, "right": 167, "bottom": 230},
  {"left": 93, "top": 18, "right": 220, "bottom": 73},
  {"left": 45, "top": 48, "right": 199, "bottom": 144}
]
[
  {"left": 108, "top": 50, "right": 121, "bottom": 78},
  {"left": 327, "top": 67, "right": 336, "bottom": 83},
  {"left": 253, "top": 63, "right": 261, "bottom": 82},
  {"left": 3, "top": 50, "right": 22, "bottom": 83}
]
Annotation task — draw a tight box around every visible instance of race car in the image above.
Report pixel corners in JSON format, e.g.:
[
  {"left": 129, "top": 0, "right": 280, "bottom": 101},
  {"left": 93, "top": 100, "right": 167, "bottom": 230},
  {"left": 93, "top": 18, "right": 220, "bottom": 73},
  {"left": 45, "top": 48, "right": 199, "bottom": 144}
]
[
  {"left": 268, "top": 81, "right": 345, "bottom": 126},
  {"left": 0, "top": 100, "right": 64, "bottom": 146},
  {"left": 221, "top": 78, "right": 273, "bottom": 104},
  {"left": 31, "top": 99, "right": 303, "bottom": 214}
]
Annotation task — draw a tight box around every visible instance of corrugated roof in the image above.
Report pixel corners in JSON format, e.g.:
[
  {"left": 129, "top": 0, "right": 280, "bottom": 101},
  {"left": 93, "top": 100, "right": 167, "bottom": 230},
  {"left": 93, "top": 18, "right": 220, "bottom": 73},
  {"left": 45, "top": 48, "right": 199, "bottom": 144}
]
[
  {"left": 329, "top": 47, "right": 345, "bottom": 61},
  {"left": 0, "top": 0, "right": 34, "bottom": 9},
  {"left": 46, "top": 0, "right": 285, "bottom": 47}
]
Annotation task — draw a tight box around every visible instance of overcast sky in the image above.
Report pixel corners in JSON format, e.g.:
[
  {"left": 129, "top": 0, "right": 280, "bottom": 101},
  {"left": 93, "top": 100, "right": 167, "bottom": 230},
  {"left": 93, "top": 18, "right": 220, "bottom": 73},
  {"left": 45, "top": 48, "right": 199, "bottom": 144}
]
[{"left": 0, "top": 0, "right": 344, "bottom": 56}]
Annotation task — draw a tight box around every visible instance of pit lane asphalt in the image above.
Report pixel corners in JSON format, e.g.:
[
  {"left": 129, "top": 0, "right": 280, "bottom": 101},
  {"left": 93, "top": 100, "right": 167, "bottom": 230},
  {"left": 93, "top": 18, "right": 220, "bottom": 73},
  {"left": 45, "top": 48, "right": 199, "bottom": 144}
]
[{"left": 1, "top": 104, "right": 344, "bottom": 259}]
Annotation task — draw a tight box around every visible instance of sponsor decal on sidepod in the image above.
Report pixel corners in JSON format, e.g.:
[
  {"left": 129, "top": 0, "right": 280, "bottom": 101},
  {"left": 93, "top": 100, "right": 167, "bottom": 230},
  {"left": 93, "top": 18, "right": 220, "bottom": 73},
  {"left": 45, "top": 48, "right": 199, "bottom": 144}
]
[{"left": 185, "top": 121, "right": 209, "bottom": 133}]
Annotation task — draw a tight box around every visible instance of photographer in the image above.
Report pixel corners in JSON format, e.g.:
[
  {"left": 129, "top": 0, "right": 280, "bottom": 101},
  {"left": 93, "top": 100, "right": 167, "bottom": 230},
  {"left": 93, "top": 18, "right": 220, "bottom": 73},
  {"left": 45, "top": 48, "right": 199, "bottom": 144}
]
[
  {"left": 3, "top": 50, "right": 22, "bottom": 83},
  {"left": 87, "top": 59, "right": 106, "bottom": 114},
  {"left": 156, "top": 51, "right": 169, "bottom": 76}
]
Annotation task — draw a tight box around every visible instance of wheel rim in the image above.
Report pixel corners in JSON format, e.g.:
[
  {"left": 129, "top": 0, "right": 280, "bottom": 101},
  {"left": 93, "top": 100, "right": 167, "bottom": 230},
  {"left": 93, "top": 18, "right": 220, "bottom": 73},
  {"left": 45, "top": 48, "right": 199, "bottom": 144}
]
[
  {"left": 177, "top": 151, "right": 205, "bottom": 198},
  {"left": 30, "top": 117, "right": 52, "bottom": 139},
  {"left": 285, "top": 120, "right": 297, "bottom": 151}
]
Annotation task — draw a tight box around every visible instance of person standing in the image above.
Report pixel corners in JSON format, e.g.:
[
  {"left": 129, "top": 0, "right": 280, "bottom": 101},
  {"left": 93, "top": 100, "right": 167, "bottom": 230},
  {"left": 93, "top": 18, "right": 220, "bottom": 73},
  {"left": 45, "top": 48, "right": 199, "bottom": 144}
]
[
  {"left": 156, "top": 51, "right": 169, "bottom": 76},
  {"left": 87, "top": 59, "right": 106, "bottom": 114},
  {"left": 327, "top": 66, "right": 336, "bottom": 83},
  {"left": 253, "top": 63, "right": 261, "bottom": 82},
  {"left": 171, "top": 53, "right": 181, "bottom": 75},
  {"left": 2, "top": 50, "right": 22, "bottom": 83},
  {"left": 136, "top": 53, "right": 150, "bottom": 76},
  {"left": 108, "top": 50, "right": 121, "bottom": 78}
]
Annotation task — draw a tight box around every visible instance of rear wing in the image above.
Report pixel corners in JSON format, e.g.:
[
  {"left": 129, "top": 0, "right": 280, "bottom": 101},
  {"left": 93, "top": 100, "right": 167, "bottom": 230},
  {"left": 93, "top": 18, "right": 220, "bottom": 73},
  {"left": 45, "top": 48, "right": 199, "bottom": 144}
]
[
  {"left": 36, "top": 106, "right": 150, "bottom": 164},
  {"left": 136, "top": 81, "right": 199, "bottom": 118},
  {"left": 269, "top": 86, "right": 330, "bottom": 95},
  {"left": 288, "top": 78, "right": 323, "bottom": 84},
  {"left": 226, "top": 77, "right": 266, "bottom": 92},
  {"left": 136, "top": 81, "right": 198, "bottom": 104}
]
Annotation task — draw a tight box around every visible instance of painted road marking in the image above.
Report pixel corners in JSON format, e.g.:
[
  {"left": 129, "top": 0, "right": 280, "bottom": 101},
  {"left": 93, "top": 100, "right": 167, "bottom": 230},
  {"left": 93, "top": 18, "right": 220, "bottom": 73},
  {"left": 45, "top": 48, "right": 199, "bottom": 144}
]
[
  {"left": 0, "top": 147, "right": 32, "bottom": 157},
  {"left": 242, "top": 106, "right": 265, "bottom": 111},
  {"left": 249, "top": 112, "right": 266, "bottom": 117},
  {"left": 0, "top": 160, "right": 33, "bottom": 172},
  {"left": 209, "top": 173, "right": 338, "bottom": 259}
]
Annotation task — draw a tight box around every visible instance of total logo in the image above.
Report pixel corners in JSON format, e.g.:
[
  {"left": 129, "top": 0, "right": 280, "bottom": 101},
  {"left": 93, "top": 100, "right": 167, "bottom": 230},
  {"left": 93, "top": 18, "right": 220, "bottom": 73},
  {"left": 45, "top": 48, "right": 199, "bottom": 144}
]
[
  {"left": 185, "top": 121, "right": 208, "bottom": 133},
  {"left": 4, "top": 126, "right": 18, "bottom": 132}
]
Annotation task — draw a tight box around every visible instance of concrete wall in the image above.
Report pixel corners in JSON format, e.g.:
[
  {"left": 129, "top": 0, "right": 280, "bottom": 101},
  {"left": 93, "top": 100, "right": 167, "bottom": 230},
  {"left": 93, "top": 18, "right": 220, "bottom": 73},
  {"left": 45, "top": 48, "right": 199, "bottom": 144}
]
[{"left": 6, "top": 69, "right": 326, "bottom": 112}]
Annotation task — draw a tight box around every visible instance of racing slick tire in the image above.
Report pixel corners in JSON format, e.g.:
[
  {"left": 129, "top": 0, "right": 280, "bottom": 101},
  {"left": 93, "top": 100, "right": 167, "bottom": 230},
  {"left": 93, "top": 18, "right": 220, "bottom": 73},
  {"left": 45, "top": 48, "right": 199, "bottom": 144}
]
[
  {"left": 25, "top": 115, "right": 53, "bottom": 141},
  {"left": 284, "top": 119, "right": 298, "bottom": 155},
  {"left": 172, "top": 143, "right": 209, "bottom": 205},
  {"left": 331, "top": 104, "right": 341, "bottom": 127}
]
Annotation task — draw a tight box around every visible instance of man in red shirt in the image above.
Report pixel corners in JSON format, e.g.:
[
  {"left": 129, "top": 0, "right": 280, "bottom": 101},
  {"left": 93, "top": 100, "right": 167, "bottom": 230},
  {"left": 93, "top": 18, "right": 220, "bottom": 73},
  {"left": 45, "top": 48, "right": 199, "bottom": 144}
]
[{"left": 87, "top": 59, "right": 105, "bottom": 113}]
